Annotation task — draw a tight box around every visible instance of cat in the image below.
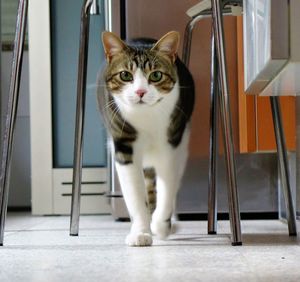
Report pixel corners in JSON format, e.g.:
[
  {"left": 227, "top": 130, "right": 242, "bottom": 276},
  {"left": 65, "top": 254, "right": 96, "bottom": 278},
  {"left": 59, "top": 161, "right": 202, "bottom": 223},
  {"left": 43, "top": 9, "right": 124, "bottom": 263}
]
[{"left": 98, "top": 31, "right": 195, "bottom": 246}]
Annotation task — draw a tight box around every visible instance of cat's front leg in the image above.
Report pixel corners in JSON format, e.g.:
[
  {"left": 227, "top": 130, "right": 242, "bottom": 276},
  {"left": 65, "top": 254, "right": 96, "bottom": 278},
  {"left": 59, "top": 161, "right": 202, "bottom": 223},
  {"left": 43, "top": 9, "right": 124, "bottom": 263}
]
[
  {"left": 150, "top": 167, "right": 180, "bottom": 240},
  {"left": 151, "top": 144, "right": 189, "bottom": 239},
  {"left": 115, "top": 162, "right": 152, "bottom": 247}
]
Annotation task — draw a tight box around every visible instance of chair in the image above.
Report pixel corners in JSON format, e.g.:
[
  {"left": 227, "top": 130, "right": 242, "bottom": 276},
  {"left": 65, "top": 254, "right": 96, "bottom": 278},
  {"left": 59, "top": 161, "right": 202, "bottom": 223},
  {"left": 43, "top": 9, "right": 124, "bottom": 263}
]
[
  {"left": 183, "top": 0, "right": 243, "bottom": 245},
  {"left": 182, "top": 0, "right": 297, "bottom": 243}
]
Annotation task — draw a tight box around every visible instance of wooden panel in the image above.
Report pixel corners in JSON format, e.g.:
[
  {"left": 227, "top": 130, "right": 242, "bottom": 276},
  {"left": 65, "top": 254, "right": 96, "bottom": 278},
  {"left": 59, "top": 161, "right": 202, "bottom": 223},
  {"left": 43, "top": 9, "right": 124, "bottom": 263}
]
[
  {"left": 237, "top": 16, "right": 256, "bottom": 153},
  {"left": 256, "top": 97, "right": 276, "bottom": 151},
  {"left": 280, "top": 96, "right": 296, "bottom": 150},
  {"left": 257, "top": 97, "right": 295, "bottom": 151}
]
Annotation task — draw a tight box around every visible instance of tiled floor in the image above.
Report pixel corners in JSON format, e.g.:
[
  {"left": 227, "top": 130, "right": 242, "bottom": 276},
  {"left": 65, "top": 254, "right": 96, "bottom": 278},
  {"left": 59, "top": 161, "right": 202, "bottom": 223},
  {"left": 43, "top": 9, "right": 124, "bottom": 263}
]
[{"left": 1, "top": 212, "right": 300, "bottom": 282}]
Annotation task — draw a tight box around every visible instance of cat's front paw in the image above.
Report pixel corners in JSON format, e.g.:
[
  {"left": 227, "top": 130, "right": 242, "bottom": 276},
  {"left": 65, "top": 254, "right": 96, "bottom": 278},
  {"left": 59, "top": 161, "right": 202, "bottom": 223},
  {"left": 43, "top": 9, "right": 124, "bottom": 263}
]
[
  {"left": 151, "top": 218, "right": 172, "bottom": 239},
  {"left": 125, "top": 232, "right": 153, "bottom": 247}
]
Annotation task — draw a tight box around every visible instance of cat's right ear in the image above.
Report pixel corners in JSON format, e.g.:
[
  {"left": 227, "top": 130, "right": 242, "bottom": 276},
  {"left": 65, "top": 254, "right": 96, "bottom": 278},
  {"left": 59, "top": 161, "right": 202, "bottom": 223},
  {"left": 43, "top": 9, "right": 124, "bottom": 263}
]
[{"left": 102, "top": 31, "right": 126, "bottom": 62}]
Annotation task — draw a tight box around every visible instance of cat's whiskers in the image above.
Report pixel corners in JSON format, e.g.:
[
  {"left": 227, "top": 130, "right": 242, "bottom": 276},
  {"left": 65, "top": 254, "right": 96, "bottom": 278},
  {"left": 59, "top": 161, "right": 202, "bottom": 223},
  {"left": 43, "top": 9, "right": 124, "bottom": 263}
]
[
  {"left": 110, "top": 106, "right": 121, "bottom": 126},
  {"left": 86, "top": 83, "right": 107, "bottom": 90},
  {"left": 120, "top": 117, "right": 126, "bottom": 137},
  {"left": 104, "top": 100, "right": 116, "bottom": 110}
]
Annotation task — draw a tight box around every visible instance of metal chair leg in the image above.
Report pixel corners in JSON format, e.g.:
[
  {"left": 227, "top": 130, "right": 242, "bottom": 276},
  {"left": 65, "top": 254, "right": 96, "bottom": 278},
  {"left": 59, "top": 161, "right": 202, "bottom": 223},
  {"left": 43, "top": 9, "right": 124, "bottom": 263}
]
[
  {"left": 211, "top": 0, "right": 242, "bottom": 245},
  {"left": 0, "top": 0, "right": 28, "bottom": 246},
  {"left": 182, "top": 9, "right": 232, "bottom": 66},
  {"left": 208, "top": 28, "right": 218, "bottom": 235},
  {"left": 270, "top": 97, "right": 297, "bottom": 236},
  {"left": 182, "top": 18, "right": 195, "bottom": 66},
  {"left": 70, "top": 0, "right": 97, "bottom": 236},
  {"left": 182, "top": 13, "right": 211, "bottom": 66},
  {"left": 182, "top": 10, "right": 220, "bottom": 235}
]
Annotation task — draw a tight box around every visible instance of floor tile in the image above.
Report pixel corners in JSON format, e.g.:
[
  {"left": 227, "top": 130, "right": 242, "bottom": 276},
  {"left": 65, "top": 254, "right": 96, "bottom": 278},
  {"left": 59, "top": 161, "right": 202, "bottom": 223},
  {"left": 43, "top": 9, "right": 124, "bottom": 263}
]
[{"left": 1, "top": 212, "right": 299, "bottom": 282}]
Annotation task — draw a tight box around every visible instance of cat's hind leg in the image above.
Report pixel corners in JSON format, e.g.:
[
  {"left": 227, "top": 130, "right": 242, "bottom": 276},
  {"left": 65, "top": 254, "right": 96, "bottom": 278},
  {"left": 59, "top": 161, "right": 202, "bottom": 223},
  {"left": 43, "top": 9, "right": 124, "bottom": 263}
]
[{"left": 144, "top": 167, "right": 157, "bottom": 215}]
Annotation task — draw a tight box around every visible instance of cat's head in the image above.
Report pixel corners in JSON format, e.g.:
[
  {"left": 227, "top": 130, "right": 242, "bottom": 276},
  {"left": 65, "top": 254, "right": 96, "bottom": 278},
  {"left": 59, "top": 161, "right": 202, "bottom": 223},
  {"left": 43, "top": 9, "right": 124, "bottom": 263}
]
[{"left": 102, "top": 31, "right": 180, "bottom": 107}]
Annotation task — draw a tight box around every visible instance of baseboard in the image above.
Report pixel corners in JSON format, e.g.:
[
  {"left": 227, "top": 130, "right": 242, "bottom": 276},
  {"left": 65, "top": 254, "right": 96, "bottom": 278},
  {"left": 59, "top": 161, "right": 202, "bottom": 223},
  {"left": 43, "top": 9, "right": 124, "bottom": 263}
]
[
  {"left": 7, "top": 206, "right": 31, "bottom": 212},
  {"left": 177, "top": 212, "right": 279, "bottom": 221}
]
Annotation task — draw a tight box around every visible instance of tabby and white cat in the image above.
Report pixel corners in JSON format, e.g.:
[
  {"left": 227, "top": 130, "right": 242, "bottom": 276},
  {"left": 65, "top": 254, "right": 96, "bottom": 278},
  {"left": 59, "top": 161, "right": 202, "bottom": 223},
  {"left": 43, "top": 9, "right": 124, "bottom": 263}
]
[{"left": 99, "top": 31, "right": 195, "bottom": 246}]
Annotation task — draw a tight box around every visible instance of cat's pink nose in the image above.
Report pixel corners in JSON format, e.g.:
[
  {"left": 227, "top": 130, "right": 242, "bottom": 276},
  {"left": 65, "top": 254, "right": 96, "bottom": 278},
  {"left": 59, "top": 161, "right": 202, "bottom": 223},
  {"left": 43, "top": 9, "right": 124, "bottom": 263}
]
[{"left": 135, "top": 89, "right": 147, "bottom": 98}]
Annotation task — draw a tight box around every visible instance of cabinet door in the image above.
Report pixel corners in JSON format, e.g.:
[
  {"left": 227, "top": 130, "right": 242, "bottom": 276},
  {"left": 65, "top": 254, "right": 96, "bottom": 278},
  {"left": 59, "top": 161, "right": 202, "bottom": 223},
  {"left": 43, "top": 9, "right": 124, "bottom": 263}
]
[
  {"left": 237, "top": 16, "right": 296, "bottom": 153},
  {"left": 30, "top": 0, "right": 111, "bottom": 215}
]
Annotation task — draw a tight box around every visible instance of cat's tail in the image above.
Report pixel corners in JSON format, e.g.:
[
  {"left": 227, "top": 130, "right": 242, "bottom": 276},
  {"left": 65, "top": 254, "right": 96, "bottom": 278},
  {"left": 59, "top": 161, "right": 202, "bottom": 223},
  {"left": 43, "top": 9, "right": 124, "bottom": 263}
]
[{"left": 143, "top": 167, "right": 156, "bottom": 214}]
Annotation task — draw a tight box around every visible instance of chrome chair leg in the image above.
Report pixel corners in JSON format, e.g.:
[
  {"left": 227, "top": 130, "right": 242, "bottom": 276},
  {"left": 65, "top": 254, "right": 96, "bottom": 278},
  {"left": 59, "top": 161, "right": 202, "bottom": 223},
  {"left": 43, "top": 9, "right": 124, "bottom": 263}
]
[
  {"left": 182, "top": 9, "right": 229, "bottom": 66},
  {"left": 70, "top": 0, "right": 96, "bottom": 236},
  {"left": 182, "top": 11, "right": 219, "bottom": 235},
  {"left": 270, "top": 97, "right": 297, "bottom": 236},
  {"left": 211, "top": 0, "right": 242, "bottom": 245},
  {"left": 0, "top": 0, "right": 28, "bottom": 246},
  {"left": 182, "top": 18, "right": 196, "bottom": 66},
  {"left": 208, "top": 28, "right": 218, "bottom": 235}
]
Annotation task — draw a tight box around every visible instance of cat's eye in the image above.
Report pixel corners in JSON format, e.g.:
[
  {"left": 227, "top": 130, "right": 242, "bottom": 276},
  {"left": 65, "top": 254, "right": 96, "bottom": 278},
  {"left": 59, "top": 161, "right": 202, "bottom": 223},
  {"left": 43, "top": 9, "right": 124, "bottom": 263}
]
[
  {"left": 120, "top": 71, "right": 133, "bottom": 82},
  {"left": 149, "top": 71, "right": 163, "bottom": 83}
]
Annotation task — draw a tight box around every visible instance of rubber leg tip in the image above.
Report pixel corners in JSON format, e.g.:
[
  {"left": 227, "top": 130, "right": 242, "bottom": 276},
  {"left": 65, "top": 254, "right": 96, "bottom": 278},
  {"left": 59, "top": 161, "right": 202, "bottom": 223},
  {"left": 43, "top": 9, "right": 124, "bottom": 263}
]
[
  {"left": 232, "top": 241, "right": 242, "bottom": 246},
  {"left": 289, "top": 232, "right": 297, "bottom": 237},
  {"left": 0, "top": 243, "right": 3, "bottom": 247},
  {"left": 70, "top": 233, "right": 79, "bottom": 237},
  {"left": 208, "top": 231, "right": 217, "bottom": 235}
]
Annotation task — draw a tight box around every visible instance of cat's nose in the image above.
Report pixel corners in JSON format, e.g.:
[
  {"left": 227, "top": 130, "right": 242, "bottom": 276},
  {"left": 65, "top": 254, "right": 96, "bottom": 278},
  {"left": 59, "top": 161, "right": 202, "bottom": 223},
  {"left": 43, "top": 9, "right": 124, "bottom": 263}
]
[{"left": 135, "top": 89, "right": 147, "bottom": 98}]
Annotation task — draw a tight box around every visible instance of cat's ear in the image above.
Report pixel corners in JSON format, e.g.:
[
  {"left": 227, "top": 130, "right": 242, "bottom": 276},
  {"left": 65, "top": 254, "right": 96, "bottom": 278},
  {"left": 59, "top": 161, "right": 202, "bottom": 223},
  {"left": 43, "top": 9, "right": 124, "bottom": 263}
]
[
  {"left": 102, "top": 31, "right": 127, "bottom": 62},
  {"left": 151, "top": 31, "right": 180, "bottom": 62}
]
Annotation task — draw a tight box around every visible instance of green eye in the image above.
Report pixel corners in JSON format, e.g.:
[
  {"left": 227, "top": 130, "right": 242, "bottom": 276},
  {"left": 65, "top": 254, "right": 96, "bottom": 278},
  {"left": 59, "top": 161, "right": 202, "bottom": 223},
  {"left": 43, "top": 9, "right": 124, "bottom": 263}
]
[
  {"left": 120, "top": 71, "right": 133, "bottom": 82},
  {"left": 149, "top": 71, "right": 163, "bottom": 82}
]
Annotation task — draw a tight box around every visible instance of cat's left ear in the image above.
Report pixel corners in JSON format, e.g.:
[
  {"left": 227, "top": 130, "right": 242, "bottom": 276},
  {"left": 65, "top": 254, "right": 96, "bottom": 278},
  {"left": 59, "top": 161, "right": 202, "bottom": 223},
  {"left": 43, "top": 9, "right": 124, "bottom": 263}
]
[
  {"left": 151, "top": 31, "right": 180, "bottom": 63},
  {"left": 102, "top": 31, "right": 127, "bottom": 62}
]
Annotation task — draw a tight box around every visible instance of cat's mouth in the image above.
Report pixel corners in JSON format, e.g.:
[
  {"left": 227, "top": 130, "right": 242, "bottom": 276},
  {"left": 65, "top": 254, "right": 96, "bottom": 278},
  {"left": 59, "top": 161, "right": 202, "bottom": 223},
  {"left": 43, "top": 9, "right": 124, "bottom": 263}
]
[{"left": 136, "top": 98, "right": 163, "bottom": 106}]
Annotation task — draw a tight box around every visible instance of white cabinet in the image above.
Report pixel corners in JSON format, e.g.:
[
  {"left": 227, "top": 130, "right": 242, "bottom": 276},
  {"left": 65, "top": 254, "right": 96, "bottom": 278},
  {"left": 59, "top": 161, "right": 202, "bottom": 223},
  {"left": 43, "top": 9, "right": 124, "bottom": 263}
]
[
  {"left": 28, "top": 0, "right": 110, "bottom": 215},
  {"left": 244, "top": 0, "right": 300, "bottom": 96}
]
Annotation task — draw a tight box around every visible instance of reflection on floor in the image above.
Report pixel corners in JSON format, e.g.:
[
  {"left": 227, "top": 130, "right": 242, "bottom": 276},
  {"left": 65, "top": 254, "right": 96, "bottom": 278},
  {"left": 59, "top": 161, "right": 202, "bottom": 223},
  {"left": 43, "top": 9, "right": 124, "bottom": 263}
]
[{"left": 1, "top": 212, "right": 300, "bottom": 282}]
